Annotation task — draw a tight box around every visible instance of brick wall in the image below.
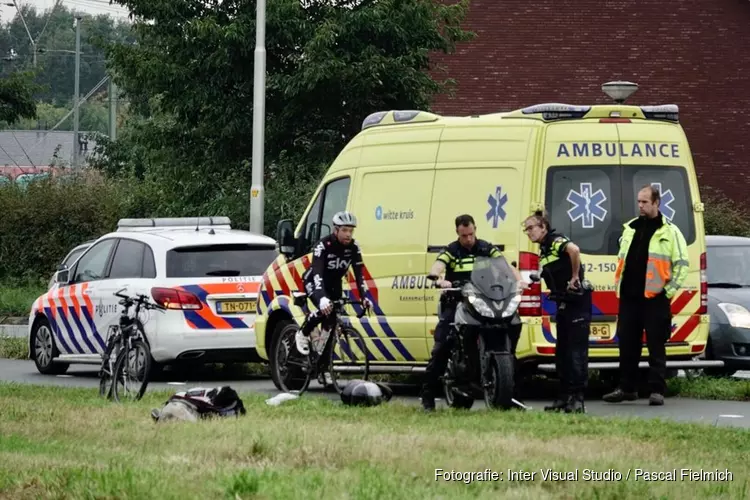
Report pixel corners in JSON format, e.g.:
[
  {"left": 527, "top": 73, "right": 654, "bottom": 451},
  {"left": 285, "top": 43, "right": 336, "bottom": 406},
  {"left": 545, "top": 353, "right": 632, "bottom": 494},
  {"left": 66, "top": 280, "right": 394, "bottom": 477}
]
[{"left": 428, "top": 0, "right": 750, "bottom": 207}]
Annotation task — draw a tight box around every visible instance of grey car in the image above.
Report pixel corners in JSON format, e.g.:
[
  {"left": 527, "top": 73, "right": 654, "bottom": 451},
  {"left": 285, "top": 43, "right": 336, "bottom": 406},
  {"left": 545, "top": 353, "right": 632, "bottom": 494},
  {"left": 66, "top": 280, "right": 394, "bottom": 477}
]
[{"left": 705, "top": 235, "right": 750, "bottom": 376}]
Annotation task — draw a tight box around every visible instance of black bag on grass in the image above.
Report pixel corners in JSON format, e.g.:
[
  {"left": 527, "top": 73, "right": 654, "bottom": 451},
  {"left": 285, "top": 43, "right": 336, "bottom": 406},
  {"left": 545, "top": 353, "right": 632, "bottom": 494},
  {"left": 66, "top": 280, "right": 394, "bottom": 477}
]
[{"left": 151, "top": 386, "right": 246, "bottom": 422}]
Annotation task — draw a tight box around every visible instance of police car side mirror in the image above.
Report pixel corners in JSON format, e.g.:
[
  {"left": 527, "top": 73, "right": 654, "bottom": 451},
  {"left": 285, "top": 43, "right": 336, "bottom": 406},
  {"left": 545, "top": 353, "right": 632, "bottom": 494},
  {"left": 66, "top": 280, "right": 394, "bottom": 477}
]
[
  {"left": 55, "top": 268, "right": 70, "bottom": 285},
  {"left": 276, "top": 219, "right": 296, "bottom": 257}
]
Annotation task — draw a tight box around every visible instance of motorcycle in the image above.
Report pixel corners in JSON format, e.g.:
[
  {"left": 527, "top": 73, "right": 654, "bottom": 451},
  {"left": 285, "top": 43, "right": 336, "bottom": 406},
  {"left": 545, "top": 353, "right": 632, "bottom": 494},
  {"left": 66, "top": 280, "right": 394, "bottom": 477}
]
[{"left": 427, "top": 255, "right": 524, "bottom": 410}]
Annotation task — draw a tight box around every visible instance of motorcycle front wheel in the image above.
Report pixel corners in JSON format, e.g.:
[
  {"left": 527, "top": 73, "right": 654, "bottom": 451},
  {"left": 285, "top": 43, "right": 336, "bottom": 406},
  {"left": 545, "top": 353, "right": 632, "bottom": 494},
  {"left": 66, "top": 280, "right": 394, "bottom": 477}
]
[{"left": 484, "top": 353, "right": 515, "bottom": 410}]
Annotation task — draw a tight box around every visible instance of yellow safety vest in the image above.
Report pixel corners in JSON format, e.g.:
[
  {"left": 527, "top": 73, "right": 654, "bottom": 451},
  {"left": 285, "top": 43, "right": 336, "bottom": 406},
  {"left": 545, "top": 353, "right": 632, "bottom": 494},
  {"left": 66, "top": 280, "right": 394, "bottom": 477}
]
[{"left": 614, "top": 215, "right": 690, "bottom": 299}]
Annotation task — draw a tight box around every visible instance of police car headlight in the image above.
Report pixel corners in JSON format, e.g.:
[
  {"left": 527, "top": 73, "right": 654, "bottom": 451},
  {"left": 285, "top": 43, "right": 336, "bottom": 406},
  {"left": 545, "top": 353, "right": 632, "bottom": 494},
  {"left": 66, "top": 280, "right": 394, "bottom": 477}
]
[
  {"left": 502, "top": 292, "right": 523, "bottom": 318},
  {"left": 468, "top": 294, "right": 495, "bottom": 318}
]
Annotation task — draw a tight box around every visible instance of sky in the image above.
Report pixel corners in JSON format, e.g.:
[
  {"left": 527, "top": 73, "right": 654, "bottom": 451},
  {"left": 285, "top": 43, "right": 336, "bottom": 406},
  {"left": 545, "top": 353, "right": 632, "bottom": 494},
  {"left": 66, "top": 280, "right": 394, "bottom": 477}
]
[{"left": 0, "top": 0, "right": 131, "bottom": 24}]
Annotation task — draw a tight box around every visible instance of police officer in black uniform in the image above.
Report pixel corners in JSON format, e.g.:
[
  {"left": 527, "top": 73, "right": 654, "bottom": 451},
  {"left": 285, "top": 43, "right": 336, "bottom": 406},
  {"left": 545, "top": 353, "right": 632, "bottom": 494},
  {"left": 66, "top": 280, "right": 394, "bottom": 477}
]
[
  {"left": 523, "top": 210, "right": 592, "bottom": 413},
  {"left": 421, "top": 214, "right": 526, "bottom": 411}
]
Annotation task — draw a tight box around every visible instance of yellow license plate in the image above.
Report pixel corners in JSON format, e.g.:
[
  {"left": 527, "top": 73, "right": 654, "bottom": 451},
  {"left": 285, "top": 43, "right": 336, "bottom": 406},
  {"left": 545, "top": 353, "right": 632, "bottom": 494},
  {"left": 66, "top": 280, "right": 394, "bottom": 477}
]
[
  {"left": 216, "top": 300, "right": 256, "bottom": 314},
  {"left": 590, "top": 324, "right": 611, "bottom": 340}
]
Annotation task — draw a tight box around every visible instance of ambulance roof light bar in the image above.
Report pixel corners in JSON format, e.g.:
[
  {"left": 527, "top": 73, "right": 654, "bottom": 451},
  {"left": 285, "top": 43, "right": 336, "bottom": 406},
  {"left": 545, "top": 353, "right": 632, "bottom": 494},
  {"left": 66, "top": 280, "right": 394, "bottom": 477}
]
[
  {"left": 117, "top": 217, "right": 232, "bottom": 232},
  {"left": 520, "top": 103, "right": 591, "bottom": 121},
  {"left": 640, "top": 104, "right": 680, "bottom": 122},
  {"left": 601, "top": 80, "right": 639, "bottom": 103}
]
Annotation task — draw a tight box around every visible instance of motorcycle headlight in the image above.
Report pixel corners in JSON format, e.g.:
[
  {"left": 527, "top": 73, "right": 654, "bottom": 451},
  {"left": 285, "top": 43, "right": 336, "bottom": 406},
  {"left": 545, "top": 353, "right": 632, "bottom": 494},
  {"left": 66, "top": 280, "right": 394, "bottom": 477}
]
[
  {"left": 502, "top": 291, "right": 523, "bottom": 318},
  {"left": 468, "top": 294, "right": 495, "bottom": 318}
]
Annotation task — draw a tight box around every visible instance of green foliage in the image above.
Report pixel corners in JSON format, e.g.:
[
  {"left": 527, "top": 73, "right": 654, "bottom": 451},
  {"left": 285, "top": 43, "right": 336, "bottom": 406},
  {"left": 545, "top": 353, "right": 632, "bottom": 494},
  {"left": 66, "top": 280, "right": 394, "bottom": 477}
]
[
  {"left": 0, "top": 70, "right": 40, "bottom": 126},
  {"left": 701, "top": 185, "right": 750, "bottom": 237},
  {"left": 0, "top": 172, "right": 123, "bottom": 280},
  {"left": 0, "top": 4, "right": 134, "bottom": 108},
  {"left": 92, "top": 0, "right": 474, "bottom": 234}
]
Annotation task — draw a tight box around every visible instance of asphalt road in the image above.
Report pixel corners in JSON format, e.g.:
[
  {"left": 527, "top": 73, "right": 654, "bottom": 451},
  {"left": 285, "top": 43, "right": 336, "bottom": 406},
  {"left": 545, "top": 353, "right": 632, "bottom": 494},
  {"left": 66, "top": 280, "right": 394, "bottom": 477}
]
[{"left": 1, "top": 359, "right": 748, "bottom": 428}]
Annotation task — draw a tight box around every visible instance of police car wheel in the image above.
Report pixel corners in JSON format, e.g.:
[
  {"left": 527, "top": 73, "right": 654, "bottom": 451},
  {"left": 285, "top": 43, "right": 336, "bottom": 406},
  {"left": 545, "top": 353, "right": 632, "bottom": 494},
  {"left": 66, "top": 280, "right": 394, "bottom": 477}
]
[{"left": 31, "top": 317, "right": 69, "bottom": 375}]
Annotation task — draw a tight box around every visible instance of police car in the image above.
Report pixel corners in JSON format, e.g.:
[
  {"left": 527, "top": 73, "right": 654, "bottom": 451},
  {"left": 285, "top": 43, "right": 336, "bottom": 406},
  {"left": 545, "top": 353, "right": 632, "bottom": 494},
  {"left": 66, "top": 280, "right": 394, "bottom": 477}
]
[{"left": 27, "top": 217, "right": 278, "bottom": 375}]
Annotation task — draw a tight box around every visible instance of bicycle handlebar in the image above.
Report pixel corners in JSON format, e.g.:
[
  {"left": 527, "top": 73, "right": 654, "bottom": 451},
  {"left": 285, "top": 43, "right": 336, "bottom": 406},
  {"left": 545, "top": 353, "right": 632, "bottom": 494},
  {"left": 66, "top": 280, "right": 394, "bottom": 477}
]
[{"left": 113, "top": 289, "right": 166, "bottom": 311}]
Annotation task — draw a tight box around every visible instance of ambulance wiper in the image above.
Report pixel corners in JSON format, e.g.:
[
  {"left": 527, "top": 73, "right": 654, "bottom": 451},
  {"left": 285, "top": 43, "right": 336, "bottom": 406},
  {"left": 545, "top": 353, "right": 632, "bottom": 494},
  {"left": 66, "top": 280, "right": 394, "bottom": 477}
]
[
  {"left": 205, "top": 269, "right": 241, "bottom": 276},
  {"left": 707, "top": 282, "right": 744, "bottom": 288}
]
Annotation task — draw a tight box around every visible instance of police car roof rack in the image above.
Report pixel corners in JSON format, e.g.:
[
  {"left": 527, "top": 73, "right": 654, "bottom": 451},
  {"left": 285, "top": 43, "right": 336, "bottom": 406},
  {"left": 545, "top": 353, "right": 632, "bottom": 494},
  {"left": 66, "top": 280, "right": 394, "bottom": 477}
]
[{"left": 117, "top": 217, "right": 232, "bottom": 232}]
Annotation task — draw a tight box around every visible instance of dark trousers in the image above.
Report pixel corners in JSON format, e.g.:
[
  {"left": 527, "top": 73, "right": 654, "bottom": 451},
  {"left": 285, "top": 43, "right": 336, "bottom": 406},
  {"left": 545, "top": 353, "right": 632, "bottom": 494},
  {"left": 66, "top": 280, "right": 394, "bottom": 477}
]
[
  {"left": 616, "top": 293, "right": 671, "bottom": 395},
  {"left": 555, "top": 304, "right": 590, "bottom": 399},
  {"left": 421, "top": 303, "right": 521, "bottom": 402},
  {"left": 300, "top": 286, "right": 339, "bottom": 371}
]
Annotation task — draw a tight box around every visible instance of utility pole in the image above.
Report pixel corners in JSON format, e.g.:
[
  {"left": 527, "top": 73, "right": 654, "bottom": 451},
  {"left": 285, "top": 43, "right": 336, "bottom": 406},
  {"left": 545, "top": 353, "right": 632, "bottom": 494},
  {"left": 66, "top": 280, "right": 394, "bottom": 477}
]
[
  {"left": 72, "top": 16, "right": 81, "bottom": 168},
  {"left": 108, "top": 79, "right": 117, "bottom": 141},
  {"left": 249, "top": 0, "right": 266, "bottom": 234}
]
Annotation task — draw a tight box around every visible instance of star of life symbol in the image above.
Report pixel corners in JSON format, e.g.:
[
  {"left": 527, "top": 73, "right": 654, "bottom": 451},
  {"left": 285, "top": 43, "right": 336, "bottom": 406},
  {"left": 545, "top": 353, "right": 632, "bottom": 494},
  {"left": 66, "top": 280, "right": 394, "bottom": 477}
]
[
  {"left": 567, "top": 182, "right": 608, "bottom": 229},
  {"left": 486, "top": 186, "right": 508, "bottom": 229},
  {"left": 650, "top": 182, "right": 676, "bottom": 221}
]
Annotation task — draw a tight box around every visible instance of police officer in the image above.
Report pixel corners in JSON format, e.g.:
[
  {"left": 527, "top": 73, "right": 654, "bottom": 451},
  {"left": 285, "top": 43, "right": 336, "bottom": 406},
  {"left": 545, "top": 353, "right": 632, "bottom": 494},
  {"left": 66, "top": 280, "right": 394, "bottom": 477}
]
[
  {"left": 421, "top": 214, "right": 526, "bottom": 411},
  {"left": 523, "top": 210, "right": 591, "bottom": 413}
]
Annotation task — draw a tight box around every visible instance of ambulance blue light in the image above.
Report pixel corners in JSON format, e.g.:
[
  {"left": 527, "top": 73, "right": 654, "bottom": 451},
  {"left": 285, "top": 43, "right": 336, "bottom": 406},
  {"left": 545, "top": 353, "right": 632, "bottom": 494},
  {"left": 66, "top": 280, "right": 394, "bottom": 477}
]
[
  {"left": 640, "top": 104, "right": 679, "bottom": 122},
  {"left": 521, "top": 103, "right": 591, "bottom": 120},
  {"left": 361, "top": 111, "right": 388, "bottom": 130},
  {"left": 393, "top": 110, "right": 420, "bottom": 122}
]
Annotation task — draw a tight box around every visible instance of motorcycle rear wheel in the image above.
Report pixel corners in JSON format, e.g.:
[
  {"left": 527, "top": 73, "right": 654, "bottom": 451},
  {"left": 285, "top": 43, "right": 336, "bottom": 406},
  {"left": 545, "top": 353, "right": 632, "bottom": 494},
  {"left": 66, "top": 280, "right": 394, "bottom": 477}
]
[{"left": 443, "top": 358, "right": 474, "bottom": 409}]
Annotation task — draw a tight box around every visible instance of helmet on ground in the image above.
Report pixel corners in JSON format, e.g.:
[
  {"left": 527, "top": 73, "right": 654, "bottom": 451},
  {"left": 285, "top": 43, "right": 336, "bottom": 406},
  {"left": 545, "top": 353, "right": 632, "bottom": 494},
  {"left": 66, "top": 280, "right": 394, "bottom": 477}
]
[
  {"left": 340, "top": 379, "right": 393, "bottom": 407},
  {"left": 332, "top": 211, "right": 357, "bottom": 227}
]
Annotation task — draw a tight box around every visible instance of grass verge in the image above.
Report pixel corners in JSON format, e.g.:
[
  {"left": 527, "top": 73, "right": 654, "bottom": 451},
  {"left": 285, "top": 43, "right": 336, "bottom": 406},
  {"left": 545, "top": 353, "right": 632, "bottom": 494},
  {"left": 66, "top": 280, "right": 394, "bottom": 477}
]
[
  {"left": 0, "top": 279, "right": 46, "bottom": 317},
  {"left": 0, "top": 383, "right": 748, "bottom": 499},
  {"left": 0, "top": 335, "right": 26, "bottom": 359}
]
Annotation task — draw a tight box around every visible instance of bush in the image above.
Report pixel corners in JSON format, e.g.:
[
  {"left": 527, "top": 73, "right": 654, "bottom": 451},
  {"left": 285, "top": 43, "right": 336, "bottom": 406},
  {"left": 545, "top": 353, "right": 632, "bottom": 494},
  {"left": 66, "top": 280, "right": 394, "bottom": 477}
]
[
  {"left": 0, "top": 171, "right": 126, "bottom": 281},
  {"left": 701, "top": 185, "right": 750, "bottom": 237},
  {"left": 0, "top": 155, "right": 327, "bottom": 282}
]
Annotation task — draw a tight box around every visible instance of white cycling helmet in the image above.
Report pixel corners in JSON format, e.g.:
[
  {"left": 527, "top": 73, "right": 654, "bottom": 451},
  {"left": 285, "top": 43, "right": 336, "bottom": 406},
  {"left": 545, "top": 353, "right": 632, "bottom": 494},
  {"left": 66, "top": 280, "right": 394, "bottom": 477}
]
[{"left": 332, "top": 211, "right": 357, "bottom": 227}]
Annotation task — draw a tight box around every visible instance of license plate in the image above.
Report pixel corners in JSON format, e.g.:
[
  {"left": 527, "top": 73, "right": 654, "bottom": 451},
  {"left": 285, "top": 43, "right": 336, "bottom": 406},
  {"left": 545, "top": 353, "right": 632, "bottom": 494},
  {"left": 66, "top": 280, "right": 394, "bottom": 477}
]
[
  {"left": 216, "top": 300, "right": 256, "bottom": 314},
  {"left": 590, "top": 324, "right": 611, "bottom": 340}
]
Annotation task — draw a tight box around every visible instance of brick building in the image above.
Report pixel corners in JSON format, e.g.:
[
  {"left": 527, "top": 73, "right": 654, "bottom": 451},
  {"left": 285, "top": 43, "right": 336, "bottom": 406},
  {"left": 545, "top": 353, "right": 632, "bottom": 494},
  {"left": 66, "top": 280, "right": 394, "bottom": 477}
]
[{"left": 428, "top": 0, "right": 750, "bottom": 207}]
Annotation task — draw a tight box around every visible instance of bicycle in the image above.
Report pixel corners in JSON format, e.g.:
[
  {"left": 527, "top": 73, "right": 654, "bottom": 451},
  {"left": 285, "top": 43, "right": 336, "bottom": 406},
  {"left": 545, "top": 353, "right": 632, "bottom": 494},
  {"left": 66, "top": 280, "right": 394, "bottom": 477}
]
[
  {"left": 272, "top": 294, "right": 372, "bottom": 396},
  {"left": 99, "top": 288, "right": 165, "bottom": 402}
]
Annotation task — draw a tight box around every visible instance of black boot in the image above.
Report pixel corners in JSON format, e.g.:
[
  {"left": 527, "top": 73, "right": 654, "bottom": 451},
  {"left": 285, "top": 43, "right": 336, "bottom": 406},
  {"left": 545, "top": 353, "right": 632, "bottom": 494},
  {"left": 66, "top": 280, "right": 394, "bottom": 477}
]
[
  {"left": 564, "top": 394, "right": 585, "bottom": 414},
  {"left": 544, "top": 397, "right": 568, "bottom": 412},
  {"left": 421, "top": 387, "right": 435, "bottom": 412}
]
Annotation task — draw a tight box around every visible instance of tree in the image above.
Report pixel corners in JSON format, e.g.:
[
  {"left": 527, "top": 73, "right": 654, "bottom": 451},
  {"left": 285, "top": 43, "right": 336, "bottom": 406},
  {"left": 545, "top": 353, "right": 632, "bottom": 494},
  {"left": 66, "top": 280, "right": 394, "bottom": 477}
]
[
  {"left": 96, "top": 0, "right": 475, "bottom": 233},
  {"left": 0, "top": 70, "right": 39, "bottom": 126}
]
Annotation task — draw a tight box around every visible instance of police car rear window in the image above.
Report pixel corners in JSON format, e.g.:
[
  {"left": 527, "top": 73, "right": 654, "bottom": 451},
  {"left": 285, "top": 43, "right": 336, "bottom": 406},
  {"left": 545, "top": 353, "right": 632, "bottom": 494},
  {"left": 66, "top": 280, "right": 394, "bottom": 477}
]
[
  {"left": 166, "top": 244, "right": 278, "bottom": 278},
  {"left": 544, "top": 165, "right": 695, "bottom": 256}
]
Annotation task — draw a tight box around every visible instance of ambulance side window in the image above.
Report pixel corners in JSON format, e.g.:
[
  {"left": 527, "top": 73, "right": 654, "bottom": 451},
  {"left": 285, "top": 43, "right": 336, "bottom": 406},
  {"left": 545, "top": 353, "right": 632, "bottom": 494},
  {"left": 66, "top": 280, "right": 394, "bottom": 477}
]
[
  {"left": 299, "top": 176, "right": 351, "bottom": 253},
  {"left": 544, "top": 166, "right": 622, "bottom": 255}
]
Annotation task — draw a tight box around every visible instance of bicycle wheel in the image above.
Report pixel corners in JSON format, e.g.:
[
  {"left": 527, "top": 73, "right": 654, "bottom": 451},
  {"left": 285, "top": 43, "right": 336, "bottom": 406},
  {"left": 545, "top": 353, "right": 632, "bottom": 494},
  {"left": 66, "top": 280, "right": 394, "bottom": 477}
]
[
  {"left": 329, "top": 325, "right": 370, "bottom": 394},
  {"left": 271, "top": 320, "right": 313, "bottom": 395},
  {"left": 112, "top": 339, "right": 151, "bottom": 402}
]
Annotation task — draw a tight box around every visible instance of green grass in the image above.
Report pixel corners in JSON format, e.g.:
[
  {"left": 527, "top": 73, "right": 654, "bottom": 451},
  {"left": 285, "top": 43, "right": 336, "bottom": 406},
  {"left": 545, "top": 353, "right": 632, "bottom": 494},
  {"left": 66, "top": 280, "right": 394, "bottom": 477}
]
[
  {"left": 0, "top": 279, "right": 47, "bottom": 317},
  {"left": 0, "top": 335, "right": 26, "bottom": 359},
  {"left": 0, "top": 383, "right": 748, "bottom": 499}
]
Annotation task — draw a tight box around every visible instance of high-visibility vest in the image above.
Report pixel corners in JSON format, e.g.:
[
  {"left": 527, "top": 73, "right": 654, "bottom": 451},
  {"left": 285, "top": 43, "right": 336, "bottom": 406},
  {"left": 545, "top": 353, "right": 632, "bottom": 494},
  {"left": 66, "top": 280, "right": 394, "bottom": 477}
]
[{"left": 614, "top": 214, "right": 690, "bottom": 299}]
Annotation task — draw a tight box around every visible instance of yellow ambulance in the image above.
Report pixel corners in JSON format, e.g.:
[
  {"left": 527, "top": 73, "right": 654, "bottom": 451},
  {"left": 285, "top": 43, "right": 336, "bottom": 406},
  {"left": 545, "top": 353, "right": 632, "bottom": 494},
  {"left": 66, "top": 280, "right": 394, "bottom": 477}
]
[{"left": 254, "top": 81, "right": 721, "bottom": 385}]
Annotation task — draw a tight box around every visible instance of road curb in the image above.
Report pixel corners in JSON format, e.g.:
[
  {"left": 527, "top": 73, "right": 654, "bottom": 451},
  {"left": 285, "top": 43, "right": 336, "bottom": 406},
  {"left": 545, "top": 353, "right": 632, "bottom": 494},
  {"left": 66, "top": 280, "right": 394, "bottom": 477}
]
[{"left": 0, "top": 325, "right": 26, "bottom": 338}]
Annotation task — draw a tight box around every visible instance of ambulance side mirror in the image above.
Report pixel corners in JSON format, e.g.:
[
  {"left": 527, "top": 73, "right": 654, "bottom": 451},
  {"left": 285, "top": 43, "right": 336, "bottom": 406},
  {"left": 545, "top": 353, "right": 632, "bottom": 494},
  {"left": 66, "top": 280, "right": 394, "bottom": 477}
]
[{"left": 276, "top": 219, "right": 296, "bottom": 258}]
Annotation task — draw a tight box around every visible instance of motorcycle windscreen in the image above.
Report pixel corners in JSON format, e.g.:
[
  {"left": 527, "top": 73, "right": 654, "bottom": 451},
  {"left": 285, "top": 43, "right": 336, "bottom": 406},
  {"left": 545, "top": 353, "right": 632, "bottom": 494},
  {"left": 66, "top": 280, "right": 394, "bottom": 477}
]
[{"left": 470, "top": 256, "right": 518, "bottom": 302}]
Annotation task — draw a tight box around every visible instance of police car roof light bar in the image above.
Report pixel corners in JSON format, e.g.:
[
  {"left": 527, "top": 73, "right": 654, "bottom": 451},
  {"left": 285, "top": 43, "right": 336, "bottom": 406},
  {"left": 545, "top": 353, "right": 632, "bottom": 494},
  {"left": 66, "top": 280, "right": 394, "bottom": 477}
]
[
  {"left": 601, "top": 81, "right": 638, "bottom": 103},
  {"left": 117, "top": 217, "right": 232, "bottom": 231}
]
